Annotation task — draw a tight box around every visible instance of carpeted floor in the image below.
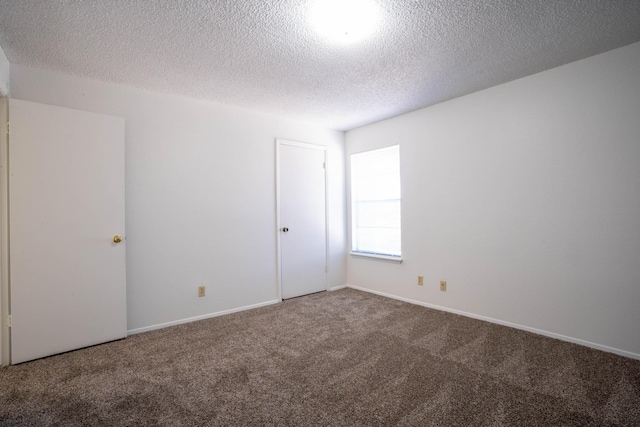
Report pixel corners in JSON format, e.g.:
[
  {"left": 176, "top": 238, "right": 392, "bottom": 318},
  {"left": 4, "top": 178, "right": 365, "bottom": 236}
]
[{"left": 1, "top": 288, "right": 639, "bottom": 426}]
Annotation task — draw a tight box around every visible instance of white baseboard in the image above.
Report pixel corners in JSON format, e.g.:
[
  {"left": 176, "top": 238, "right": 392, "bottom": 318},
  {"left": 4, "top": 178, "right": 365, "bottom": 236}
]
[
  {"left": 127, "top": 299, "right": 280, "bottom": 336},
  {"left": 345, "top": 284, "right": 640, "bottom": 361},
  {"left": 130, "top": 285, "right": 349, "bottom": 336}
]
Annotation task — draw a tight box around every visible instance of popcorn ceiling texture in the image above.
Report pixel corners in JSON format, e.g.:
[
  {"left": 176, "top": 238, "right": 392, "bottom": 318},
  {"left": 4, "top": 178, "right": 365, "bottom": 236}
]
[{"left": 0, "top": 0, "right": 639, "bottom": 130}]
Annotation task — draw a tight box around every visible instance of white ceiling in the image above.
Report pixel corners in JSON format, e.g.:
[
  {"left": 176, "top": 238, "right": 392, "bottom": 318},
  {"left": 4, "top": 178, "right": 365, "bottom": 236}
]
[{"left": 1, "top": 0, "right": 639, "bottom": 131}]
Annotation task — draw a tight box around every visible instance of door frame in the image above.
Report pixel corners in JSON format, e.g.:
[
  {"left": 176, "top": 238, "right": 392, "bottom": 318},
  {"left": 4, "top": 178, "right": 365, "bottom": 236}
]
[
  {"left": 275, "top": 139, "right": 329, "bottom": 301},
  {"left": 0, "top": 95, "right": 8, "bottom": 365}
]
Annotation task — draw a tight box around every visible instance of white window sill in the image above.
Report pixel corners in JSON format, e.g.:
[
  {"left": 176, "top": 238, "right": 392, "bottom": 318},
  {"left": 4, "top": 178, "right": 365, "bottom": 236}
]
[{"left": 350, "top": 252, "right": 403, "bottom": 263}]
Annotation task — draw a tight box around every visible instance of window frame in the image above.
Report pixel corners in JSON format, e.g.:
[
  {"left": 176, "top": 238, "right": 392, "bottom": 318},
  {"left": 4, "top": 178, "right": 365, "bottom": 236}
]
[{"left": 349, "top": 145, "right": 402, "bottom": 263}]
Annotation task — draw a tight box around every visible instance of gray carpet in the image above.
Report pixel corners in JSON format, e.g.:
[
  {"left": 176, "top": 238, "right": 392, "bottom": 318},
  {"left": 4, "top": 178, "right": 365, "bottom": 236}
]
[{"left": 1, "top": 288, "right": 639, "bottom": 426}]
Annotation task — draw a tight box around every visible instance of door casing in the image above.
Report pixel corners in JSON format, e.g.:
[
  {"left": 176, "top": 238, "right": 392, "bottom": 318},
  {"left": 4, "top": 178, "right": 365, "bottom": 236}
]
[{"left": 0, "top": 95, "right": 8, "bottom": 366}]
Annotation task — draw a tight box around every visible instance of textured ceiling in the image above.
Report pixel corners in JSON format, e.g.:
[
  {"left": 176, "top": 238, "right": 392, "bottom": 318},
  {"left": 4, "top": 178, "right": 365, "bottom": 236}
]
[{"left": 1, "top": 1, "right": 640, "bottom": 131}]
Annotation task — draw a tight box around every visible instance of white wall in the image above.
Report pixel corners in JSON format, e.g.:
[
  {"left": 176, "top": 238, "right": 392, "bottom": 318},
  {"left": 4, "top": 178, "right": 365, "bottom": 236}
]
[
  {"left": 0, "top": 44, "right": 8, "bottom": 96},
  {"left": 10, "top": 65, "right": 346, "bottom": 333},
  {"left": 346, "top": 42, "right": 640, "bottom": 358}
]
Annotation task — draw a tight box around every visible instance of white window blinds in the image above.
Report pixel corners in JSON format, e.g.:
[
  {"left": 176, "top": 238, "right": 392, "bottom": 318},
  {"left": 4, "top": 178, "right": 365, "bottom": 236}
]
[{"left": 350, "top": 145, "right": 401, "bottom": 258}]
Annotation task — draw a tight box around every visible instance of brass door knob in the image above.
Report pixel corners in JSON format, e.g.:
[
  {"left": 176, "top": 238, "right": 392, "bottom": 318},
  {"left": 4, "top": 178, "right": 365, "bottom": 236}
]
[{"left": 113, "top": 235, "right": 123, "bottom": 243}]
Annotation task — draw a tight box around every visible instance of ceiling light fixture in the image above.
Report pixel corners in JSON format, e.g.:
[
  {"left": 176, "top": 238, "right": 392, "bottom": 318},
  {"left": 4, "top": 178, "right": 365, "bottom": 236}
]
[{"left": 308, "top": 0, "right": 381, "bottom": 44}]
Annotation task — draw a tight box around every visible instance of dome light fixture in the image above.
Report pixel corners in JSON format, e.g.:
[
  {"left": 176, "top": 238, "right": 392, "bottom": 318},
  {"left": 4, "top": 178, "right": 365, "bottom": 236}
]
[{"left": 308, "top": 0, "right": 381, "bottom": 44}]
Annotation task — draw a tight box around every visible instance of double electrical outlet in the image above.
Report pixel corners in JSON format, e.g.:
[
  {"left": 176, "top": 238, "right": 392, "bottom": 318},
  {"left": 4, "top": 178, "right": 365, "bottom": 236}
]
[{"left": 417, "top": 276, "right": 447, "bottom": 291}]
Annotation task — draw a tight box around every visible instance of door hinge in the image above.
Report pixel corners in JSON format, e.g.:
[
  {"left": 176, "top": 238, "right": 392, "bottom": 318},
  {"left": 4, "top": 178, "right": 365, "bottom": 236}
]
[
  {"left": 322, "top": 162, "right": 325, "bottom": 169},
  {"left": 5, "top": 315, "right": 11, "bottom": 328},
  {"left": 5, "top": 122, "right": 8, "bottom": 136}
]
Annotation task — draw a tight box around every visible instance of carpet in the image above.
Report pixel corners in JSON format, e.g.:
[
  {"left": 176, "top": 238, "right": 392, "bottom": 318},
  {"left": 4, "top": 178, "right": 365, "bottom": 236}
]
[{"left": 1, "top": 288, "right": 639, "bottom": 426}]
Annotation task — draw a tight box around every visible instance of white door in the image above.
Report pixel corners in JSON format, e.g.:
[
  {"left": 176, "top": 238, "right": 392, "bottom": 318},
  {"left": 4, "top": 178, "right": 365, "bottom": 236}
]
[
  {"left": 9, "top": 99, "right": 126, "bottom": 364},
  {"left": 277, "top": 140, "right": 327, "bottom": 299}
]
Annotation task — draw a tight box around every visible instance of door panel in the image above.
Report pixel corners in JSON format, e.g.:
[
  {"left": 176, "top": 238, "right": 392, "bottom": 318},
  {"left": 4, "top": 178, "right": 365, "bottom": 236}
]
[
  {"left": 9, "top": 99, "right": 126, "bottom": 364},
  {"left": 278, "top": 141, "right": 327, "bottom": 299}
]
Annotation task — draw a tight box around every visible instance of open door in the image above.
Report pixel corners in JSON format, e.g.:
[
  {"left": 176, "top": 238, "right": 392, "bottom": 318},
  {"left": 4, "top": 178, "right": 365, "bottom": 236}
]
[{"left": 8, "top": 99, "right": 126, "bottom": 364}]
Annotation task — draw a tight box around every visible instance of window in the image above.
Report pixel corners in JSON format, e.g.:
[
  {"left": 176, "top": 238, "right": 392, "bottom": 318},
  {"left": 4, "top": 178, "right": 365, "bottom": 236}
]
[{"left": 350, "top": 145, "right": 401, "bottom": 260}]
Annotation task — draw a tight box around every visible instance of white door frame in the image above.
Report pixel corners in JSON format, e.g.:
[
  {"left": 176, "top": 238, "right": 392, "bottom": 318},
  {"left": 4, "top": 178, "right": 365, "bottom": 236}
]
[
  {"left": 0, "top": 95, "right": 8, "bottom": 365},
  {"left": 275, "top": 139, "right": 329, "bottom": 301}
]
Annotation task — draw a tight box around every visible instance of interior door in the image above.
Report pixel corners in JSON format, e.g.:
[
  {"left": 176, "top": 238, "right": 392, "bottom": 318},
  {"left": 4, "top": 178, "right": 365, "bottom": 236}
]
[
  {"left": 278, "top": 140, "right": 327, "bottom": 299},
  {"left": 9, "top": 99, "right": 126, "bottom": 364}
]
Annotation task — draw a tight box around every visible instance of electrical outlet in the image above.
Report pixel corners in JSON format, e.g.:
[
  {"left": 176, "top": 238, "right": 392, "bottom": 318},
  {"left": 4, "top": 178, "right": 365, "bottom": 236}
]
[
  {"left": 198, "top": 286, "right": 206, "bottom": 297},
  {"left": 440, "top": 281, "right": 447, "bottom": 292},
  {"left": 418, "top": 276, "right": 424, "bottom": 286}
]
